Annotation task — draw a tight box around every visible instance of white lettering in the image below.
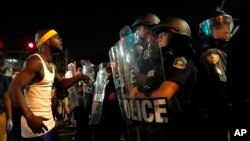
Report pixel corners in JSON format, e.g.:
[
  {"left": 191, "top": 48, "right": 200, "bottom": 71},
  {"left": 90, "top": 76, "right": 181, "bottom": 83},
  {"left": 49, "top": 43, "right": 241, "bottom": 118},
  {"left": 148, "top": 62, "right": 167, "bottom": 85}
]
[
  {"left": 234, "top": 129, "right": 247, "bottom": 136},
  {"left": 141, "top": 100, "right": 154, "bottom": 122},
  {"left": 123, "top": 99, "right": 131, "bottom": 119},
  {"left": 154, "top": 99, "right": 168, "bottom": 123},
  {"left": 123, "top": 98, "right": 168, "bottom": 123}
]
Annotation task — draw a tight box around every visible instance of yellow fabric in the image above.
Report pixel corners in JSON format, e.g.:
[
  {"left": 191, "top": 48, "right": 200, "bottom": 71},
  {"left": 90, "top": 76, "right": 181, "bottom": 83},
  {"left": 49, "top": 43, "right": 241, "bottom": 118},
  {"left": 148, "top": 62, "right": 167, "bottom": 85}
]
[
  {"left": 0, "top": 112, "right": 7, "bottom": 141},
  {"left": 36, "top": 30, "right": 57, "bottom": 47}
]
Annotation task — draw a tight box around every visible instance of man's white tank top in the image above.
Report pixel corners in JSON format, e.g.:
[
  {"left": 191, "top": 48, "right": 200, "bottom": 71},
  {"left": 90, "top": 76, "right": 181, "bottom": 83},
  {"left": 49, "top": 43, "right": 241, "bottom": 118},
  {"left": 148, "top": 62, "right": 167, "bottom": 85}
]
[{"left": 21, "top": 53, "right": 55, "bottom": 138}]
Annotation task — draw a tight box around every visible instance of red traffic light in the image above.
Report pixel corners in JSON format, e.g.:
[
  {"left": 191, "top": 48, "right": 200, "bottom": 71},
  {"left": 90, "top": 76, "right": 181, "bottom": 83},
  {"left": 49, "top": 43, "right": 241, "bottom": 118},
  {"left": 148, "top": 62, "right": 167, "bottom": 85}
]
[
  {"left": 26, "top": 41, "right": 37, "bottom": 53},
  {"left": 28, "top": 42, "right": 35, "bottom": 49}
]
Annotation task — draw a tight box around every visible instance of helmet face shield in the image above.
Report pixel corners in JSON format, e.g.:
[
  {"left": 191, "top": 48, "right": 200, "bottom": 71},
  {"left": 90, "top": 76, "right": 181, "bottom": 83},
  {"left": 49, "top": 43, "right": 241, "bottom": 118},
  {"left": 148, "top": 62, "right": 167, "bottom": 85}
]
[{"left": 199, "top": 14, "right": 234, "bottom": 37}]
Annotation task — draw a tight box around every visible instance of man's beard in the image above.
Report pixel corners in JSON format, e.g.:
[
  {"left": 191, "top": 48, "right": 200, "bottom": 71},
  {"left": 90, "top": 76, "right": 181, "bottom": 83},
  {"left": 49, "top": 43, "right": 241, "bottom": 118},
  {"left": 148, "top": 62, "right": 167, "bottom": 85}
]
[{"left": 51, "top": 47, "right": 63, "bottom": 54}]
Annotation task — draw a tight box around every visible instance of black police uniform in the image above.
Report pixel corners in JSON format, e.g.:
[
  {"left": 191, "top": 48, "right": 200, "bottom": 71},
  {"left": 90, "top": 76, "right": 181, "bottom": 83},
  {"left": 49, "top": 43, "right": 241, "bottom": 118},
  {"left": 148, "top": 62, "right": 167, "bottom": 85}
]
[
  {"left": 196, "top": 41, "right": 228, "bottom": 141},
  {"left": 138, "top": 35, "right": 198, "bottom": 141}
]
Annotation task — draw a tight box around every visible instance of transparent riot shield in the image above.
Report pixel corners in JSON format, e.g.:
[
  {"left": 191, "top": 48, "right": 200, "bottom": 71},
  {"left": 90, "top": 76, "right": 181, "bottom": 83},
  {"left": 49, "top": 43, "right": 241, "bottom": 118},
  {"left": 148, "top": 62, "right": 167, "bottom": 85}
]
[
  {"left": 110, "top": 27, "right": 169, "bottom": 141},
  {"left": 89, "top": 63, "right": 108, "bottom": 125},
  {"left": 109, "top": 46, "right": 126, "bottom": 118},
  {"left": 81, "top": 62, "right": 95, "bottom": 113},
  {"left": 82, "top": 61, "right": 95, "bottom": 85},
  {"left": 66, "top": 63, "right": 79, "bottom": 109},
  {"left": 108, "top": 25, "right": 133, "bottom": 118}
]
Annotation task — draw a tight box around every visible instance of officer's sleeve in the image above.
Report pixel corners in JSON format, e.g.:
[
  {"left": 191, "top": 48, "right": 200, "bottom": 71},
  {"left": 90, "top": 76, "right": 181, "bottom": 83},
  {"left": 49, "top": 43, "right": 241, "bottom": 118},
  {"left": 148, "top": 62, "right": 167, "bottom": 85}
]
[
  {"left": 165, "top": 57, "right": 193, "bottom": 87},
  {"left": 200, "top": 49, "right": 227, "bottom": 82}
]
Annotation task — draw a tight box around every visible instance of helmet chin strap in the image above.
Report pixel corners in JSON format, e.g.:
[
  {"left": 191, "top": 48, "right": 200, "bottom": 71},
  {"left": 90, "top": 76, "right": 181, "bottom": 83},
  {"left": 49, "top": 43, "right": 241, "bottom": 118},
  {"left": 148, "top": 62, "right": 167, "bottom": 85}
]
[{"left": 231, "top": 25, "right": 240, "bottom": 37}]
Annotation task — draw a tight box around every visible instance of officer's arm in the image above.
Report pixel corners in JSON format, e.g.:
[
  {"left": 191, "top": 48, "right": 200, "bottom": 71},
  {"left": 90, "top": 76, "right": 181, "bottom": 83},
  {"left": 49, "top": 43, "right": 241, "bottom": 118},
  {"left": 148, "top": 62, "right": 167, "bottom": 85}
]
[{"left": 151, "top": 81, "right": 179, "bottom": 100}]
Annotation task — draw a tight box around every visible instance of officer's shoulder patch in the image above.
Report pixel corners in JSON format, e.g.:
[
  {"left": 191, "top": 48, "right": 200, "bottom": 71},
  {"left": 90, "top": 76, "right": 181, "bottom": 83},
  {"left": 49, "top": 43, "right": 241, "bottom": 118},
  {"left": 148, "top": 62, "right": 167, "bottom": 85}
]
[
  {"left": 173, "top": 57, "right": 187, "bottom": 69},
  {"left": 206, "top": 53, "right": 219, "bottom": 64},
  {"left": 147, "top": 69, "right": 155, "bottom": 77}
]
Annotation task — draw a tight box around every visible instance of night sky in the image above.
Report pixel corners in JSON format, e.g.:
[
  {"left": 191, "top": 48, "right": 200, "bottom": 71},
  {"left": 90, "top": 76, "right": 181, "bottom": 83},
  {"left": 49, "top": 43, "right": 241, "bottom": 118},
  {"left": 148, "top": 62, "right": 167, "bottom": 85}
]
[{"left": 0, "top": 0, "right": 248, "bottom": 65}]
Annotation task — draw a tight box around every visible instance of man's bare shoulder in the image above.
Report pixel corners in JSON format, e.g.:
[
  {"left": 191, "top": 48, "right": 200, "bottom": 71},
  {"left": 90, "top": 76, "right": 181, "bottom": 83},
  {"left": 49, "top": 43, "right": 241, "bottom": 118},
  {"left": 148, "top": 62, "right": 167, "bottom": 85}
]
[{"left": 23, "top": 54, "right": 43, "bottom": 72}]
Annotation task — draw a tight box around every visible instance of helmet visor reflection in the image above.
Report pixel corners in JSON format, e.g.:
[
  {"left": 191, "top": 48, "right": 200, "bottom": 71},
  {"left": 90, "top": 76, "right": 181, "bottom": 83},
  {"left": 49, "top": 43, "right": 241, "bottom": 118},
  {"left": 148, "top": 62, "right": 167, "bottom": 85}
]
[{"left": 199, "top": 14, "right": 234, "bottom": 36}]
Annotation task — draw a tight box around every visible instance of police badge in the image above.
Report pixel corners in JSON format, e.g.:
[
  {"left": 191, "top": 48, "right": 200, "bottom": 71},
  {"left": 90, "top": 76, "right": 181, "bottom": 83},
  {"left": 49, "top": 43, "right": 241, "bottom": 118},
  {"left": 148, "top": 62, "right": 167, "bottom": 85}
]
[{"left": 173, "top": 57, "right": 187, "bottom": 69}]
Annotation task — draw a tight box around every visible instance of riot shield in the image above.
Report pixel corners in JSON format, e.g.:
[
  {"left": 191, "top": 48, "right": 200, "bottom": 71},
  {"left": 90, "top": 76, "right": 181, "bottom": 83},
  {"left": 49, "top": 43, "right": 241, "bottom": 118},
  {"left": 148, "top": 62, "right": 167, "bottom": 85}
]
[
  {"left": 109, "top": 46, "right": 127, "bottom": 118},
  {"left": 67, "top": 87, "right": 79, "bottom": 109},
  {"left": 89, "top": 63, "right": 108, "bottom": 125},
  {"left": 81, "top": 62, "right": 95, "bottom": 113},
  {"left": 110, "top": 28, "right": 169, "bottom": 141},
  {"left": 108, "top": 25, "right": 133, "bottom": 118},
  {"left": 66, "top": 63, "right": 79, "bottom": 109},
  {"left": 119, "top": 25, "right": 132, "bottom": 39},
  {"left": 82, "top": 62, "right": 95, "bottom": 85}
]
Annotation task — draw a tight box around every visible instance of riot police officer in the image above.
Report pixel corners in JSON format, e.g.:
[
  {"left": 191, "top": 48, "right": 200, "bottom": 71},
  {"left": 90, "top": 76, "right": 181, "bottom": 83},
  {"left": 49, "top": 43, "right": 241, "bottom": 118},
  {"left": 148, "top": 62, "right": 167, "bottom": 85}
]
[
  {"left": 129, "top": 13, "right": 161, "bottom": 97},
  {"left": 74, "top": 59, "right": 95, "bottom": 141},
  {"left": 131, "top": 12, "right": 160, "bottom": 53},
  {"left": 196, "top": 10, "right": 234, "bottom": 141},
  {"left": 132, "top": 12, "right": 160, "bottom": 37},
  {"left": 151, "top": 17, "right": 198, "bottom": 141}
]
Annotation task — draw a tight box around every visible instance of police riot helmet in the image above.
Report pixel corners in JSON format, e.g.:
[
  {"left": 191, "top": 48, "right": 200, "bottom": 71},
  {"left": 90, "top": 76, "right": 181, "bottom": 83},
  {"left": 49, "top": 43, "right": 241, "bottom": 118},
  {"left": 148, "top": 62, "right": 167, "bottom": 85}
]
[
  {"left": 131, "top": 13, "right": 160, "bottom": 30},
  {"left": 152, "top": 17, "right": 192, "bottom": 39},
  {"left": 199, "top": 10, "right": 234, "bottom": 41},
  {"left": 152, "top": 17, "right": 196, "bottom": 57}
]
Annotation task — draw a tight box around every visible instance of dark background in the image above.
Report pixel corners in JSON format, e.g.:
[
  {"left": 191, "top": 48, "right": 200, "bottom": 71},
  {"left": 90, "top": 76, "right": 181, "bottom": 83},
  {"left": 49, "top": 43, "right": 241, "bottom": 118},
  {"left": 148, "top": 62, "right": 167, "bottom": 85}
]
[{"left": 0, "top": 0, "right": 248, "bottom": 65}]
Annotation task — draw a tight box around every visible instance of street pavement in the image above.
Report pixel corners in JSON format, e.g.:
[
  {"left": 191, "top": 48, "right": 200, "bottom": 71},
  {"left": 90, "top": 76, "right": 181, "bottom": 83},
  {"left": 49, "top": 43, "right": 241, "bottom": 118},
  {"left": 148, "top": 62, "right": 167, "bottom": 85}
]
[
  {"left": 56, "top": 119, "right": 77, "bottom": 141},
  {"left": 58, "top": 124, "right": 76, "bottom": 141},
  {"left": 57, "top": 120, "right": 126, "bottom": 141}
]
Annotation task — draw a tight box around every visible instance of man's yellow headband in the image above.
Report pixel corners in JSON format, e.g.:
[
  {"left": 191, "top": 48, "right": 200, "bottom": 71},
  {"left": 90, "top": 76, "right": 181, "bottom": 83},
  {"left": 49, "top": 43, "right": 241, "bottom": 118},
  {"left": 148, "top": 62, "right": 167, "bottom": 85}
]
[{"left": 36, "top": 30, "right": 58, "bottom": 47}]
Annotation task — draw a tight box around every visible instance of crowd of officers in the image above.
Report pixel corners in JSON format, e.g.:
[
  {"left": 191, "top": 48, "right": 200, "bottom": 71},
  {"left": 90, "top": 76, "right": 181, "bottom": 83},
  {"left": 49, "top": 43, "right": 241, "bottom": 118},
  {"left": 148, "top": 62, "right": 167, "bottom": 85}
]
[{"left": 0, "top": 6, "right": 249, "bottom": 141}]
